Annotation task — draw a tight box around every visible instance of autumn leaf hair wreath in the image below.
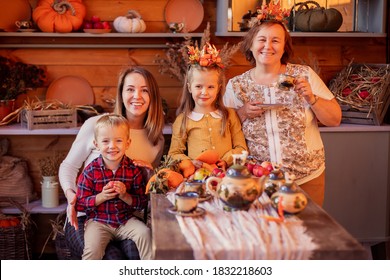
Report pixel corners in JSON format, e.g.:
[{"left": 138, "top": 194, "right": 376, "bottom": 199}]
[
  {"left": 249, "top": 2, "right": 290, "bottom": 28},
  {"left": 187, "top": 43, "right": 224, "bottom": 69}
]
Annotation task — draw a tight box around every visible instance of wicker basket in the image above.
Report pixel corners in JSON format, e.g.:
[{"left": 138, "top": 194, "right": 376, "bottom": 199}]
[
  {"left": 55, "top": 230, "right": 73, "bottom": 260},
  {"left": 44, "top": 211, "right": 75, "bottom": 260},
  {"left": 0, "top": 200, "right": 32, "bottom": 260},
  {"left": 329, "top": 63, "right": 390, "bottom": 125}
]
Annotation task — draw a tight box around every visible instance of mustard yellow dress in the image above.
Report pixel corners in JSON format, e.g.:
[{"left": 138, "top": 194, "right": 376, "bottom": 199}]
[{"left": 168, "top": 108, "right": 248, "bottom": 166}]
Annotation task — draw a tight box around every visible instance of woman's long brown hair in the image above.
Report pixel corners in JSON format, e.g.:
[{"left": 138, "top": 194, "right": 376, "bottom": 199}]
[{"left": 114, "top": 66, "right": 164, "bottom": 145}]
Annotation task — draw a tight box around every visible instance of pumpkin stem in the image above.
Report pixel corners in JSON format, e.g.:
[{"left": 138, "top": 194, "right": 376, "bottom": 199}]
[
  {"left": 52, "top": 0, "right": 76, "bottom": 16},
  {"left": 126, "top": 10, "right": 142, "bottom": 19}
]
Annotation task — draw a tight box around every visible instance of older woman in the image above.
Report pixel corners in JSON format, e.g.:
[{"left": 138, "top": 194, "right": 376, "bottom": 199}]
[
  {"left": 223, "top": 12, "right": 341, "bottom": 206},
  {"left": 59, "top": 66, "right": 165, "bottom": 259}
]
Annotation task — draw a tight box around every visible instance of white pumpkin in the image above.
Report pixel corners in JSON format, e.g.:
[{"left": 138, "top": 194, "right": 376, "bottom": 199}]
[{"left": 113, "top": 10, "right": 146, "bottom": 33}]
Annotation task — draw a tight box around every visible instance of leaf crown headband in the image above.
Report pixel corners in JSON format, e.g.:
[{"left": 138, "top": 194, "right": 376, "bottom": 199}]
[
  {"left": 187, "top": 43, "right": 224, "bottom": 69},
  {"left": 249, "top": 2, "right": 290, "bottom": 28}
]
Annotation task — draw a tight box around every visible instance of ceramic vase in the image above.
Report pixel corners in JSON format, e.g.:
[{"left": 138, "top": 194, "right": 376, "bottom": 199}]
[{"left": 41, "top": 176, "right": 59, "bottom": 208}]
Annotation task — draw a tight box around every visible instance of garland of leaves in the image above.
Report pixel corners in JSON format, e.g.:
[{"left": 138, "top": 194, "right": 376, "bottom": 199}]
[{"left": 154, "top": 22, "right": 240, "bottom": 82}]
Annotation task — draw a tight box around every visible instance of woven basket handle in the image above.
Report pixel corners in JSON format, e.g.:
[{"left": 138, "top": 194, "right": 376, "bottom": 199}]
[
  {"left": 299, "top": 1, "right": 321, "bottom": 10},
  {"left": 291, "top": 1, "right": 321, "bottom": 12}
]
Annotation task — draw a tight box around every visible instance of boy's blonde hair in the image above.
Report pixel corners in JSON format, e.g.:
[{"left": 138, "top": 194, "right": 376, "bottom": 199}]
[
  {"left": 94, "top": 114, "right": 130, "bottom": 140},
  {"left": 176, "top": 64, "right": 228, "bottom": 136}
]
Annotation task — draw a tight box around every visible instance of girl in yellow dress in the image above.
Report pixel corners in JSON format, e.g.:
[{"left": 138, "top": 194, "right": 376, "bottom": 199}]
[{"left": 168, "top": 43, "right": 248, "bottom": 170}]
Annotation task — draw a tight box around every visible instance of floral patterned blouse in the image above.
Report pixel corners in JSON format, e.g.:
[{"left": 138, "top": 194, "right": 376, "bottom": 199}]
[{"left": 223, "top": 63, "right": 335, "bottom": 184}]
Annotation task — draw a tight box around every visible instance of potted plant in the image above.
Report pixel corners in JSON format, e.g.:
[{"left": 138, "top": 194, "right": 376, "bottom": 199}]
[{"left": 0, "top": 55, "right": 46, "bottom": 122}]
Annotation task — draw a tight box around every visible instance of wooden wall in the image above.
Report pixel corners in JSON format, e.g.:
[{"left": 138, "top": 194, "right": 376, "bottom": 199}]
[
  {"left": 0, "top": 0, "right": 388, "bottom": 195},
  {"left": 1, "top": 0, "right": 388, "bottom": 118}
]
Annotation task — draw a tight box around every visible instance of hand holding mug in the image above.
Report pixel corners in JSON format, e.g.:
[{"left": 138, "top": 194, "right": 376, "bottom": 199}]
[{"left": 294, "top": 76, "right": 315, "bottom": 104}]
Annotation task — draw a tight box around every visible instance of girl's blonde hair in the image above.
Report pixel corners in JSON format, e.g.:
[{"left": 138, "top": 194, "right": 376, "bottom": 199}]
[
  {"left": 94, "top": 114, "right": 130, "bottom": 140},
  {"left": 114, "top": 66, "right": 164, "bottom": 145},
  {"left": 176, "top": 65, "right": 228, "bottom": 136}
]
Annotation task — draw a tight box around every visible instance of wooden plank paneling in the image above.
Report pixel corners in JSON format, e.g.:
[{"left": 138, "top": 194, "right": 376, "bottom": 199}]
[
  {"left": 4, "top": 48, "right": 168, "bottom": 65},
  {"left": 83, "top": 0, "right": 168, "bottom": 21},
  {"left": 2, "top": 0, "right": 388, "bottom": 119},
  {"left": 5, "top": 135, "right": 75, "bottom": 194},
  {"left": 5, "top": 0, "right": 385, "bottom": 259}
]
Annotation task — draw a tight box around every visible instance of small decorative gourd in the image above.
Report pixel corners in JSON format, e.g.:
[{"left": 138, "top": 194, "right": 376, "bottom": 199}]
[
  {"left": 113, "top": 10, "right": 146, "bottom": 33},
  {"left": 33, "top": 0, "right": 86, "bottom": 33}
]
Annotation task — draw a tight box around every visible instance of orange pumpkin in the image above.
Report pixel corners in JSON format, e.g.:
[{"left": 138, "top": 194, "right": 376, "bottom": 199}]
[
  {"left": 145, "top": 168, "right": 184, "bottom": 194},
  {"left": 196, "top": 150, "right": 220, "bottom": 164},
  {"left": 201, "top": 162, "right": 218, "bottom": 172},
  {"left": 33, "top": 0, "right": 86, "bottom": 33},
  {"left": 0, "top": 216, "right": 20, "bottom": 227},
  {"left": 178, "top": 159, "right": 196, "bottom": 178}
]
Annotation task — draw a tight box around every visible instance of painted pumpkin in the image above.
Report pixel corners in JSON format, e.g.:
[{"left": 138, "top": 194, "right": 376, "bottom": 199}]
[
  {"left": 0, "top": 216, "right": 20, "bottom": 227},
  {"left": 113, "top": 10, "right": 146, "bottom": 33},
  {"left": 33, "top": 0, "right": 86, "bottom": 33}
]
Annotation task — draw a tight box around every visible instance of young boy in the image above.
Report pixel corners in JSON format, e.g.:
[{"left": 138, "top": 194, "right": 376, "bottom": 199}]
[{"left": 75, "top": 114, "right": 152, "bottom": 260}]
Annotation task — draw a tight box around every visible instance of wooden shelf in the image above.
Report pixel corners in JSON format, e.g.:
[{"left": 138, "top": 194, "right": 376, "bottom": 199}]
[
  {"left": 1, "top": 122, "right": 389, "bottom": 136},
  {"left": 0, "top": 123, "right": 173, "bottom": 135},
  {"left": 216, "top": 0, "right": 387, "bottom": 38},
  {"left": 216, "top": 31, "right": 387, "bottom": 38},
  {"left": 1, "top": 199, "right": 67, "bottom": 214},
  {"left": 0, "top": 124, "right": 81, "bottom": 135},
  {"left": 0, "top": 32, "right": 204, "bottom": 48},
  {"left": 0, "top": 31, "right": 204, "bottom": 38}
]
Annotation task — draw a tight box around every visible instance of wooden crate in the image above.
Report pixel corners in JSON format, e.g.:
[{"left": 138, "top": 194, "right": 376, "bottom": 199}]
[
  {"left": 21, "top": 109, "right": 77, "bottom": 130},
  {"left": 340, "top": 106, "right": 379, "bottom": 125},
  {"left": 329, "top": 64, "right": 390, "bottom": 125}
]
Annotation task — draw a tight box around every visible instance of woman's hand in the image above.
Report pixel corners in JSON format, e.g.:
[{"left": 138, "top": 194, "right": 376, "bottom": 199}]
[
  {"left": 65, "top": 189, "right": 78, "bottom": 230},
  {"left": 237, "top": 101, "right": 265, "bottom": 122},
  {"left": 294, "top": 77, "right": 316, "bottom": 105},
  {"left": 294, "top": 77, "right": 342, "bottom": 126}
]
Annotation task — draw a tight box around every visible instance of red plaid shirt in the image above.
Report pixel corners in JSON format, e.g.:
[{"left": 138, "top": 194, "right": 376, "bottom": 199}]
[{"left": 75, "top": 155, "right": 147, "bottom": 228}]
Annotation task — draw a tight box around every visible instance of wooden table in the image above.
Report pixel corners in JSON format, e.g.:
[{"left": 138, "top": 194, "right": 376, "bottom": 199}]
[{"left": 151, "top": 193, "right": 369, "bottom": 260}]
